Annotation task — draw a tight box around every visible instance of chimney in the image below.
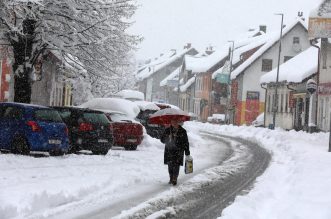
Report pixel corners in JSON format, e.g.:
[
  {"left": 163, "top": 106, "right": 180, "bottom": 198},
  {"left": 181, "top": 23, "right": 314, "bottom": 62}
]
[
  {"left": 205, "top": 46, "right": 214, "bottom": 55},
  {"left": 259, "top": 25, "right": 267, "bottom": 33},
  {"left": 184, "top": 43, "right": 192, "bottom": 49},
  {"left": 298, "top": 11, "right": 305, "bottom": 21}
]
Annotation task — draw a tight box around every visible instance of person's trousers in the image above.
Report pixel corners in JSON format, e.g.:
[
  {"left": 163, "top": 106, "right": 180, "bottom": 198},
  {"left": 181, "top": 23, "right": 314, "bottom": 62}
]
[{"left": 168, "top": 161, "right": 180, "bottom": 178}]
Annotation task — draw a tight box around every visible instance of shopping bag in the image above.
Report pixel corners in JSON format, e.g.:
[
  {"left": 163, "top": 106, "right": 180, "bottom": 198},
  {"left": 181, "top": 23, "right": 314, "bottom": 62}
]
[{"left": 185, "top": 155, "right": 193, "bottom": 174}]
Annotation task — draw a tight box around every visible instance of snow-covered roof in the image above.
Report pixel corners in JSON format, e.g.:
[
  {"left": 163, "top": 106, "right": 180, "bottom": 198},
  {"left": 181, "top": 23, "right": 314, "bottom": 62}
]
[
  {"left": 136, "top": 47, "right": 196, "bottom": 81},
  {"left": 310, "top": 0, "right": 331, "bottom": 18},
  {"left": 260, "top": 46, "right": 318, "bottom": 84},
  {"left": 159, "top": 66, "right": 181, "bottom": 87},
  {"left": 180, "top": 77, "right": 195, "bottom": 92},
  {"left": 231, "top": 18, "right": 308, "bottom": 80},
  {"left": 184, "top": 48, "right": 229, "bottom": 73},
  {"left": 211, "top": 34, "right": 268, "bottom": 80},
  {"left": 185, "top": 31, "right": 268, "bottom": 74}
]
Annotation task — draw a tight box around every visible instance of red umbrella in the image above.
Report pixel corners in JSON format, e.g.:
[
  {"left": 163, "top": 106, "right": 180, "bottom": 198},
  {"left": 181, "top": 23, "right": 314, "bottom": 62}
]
[{"left": 149, "top": 108, "right": 190, "bottom": 125}]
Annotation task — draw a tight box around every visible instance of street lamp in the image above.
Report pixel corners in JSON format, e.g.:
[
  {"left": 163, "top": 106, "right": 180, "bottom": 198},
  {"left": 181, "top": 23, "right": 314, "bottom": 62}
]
[
  {"left": 272, "top": 13, "right": 284, "bottom": 129},
  {"left": 227, "top": 40, "right": 235, "bottom": 124}
]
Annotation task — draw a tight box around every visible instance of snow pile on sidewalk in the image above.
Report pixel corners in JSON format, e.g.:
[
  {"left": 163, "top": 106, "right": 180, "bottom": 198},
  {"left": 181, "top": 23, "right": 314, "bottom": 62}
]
[{"left": 184, "top": 122, "right": 331, "bottom": 219}]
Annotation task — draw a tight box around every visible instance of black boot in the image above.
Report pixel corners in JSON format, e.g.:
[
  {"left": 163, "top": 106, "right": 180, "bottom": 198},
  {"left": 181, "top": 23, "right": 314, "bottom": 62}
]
[
  {"left": 169, "top": 175, "right": 173, "bottom": 184},
  {"left": 172, "top": 176, "right": 177, "bottom": 186}
]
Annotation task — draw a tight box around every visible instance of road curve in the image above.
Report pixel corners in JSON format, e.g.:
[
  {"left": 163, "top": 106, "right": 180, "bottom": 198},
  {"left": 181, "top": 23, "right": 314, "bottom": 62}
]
[
  {"left": 114, "top": 133, "right": 271, "bottom": 219},
  {"left": 170, "top": 133, "right": 271, "bottom": 219}
]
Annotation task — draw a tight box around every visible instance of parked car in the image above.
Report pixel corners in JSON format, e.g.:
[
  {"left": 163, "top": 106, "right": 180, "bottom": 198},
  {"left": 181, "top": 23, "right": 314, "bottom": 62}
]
[
  {"left": 136, "top": 109, "right": 164, "bottom": 139},
  {"left": 52, "top": 107, "right": 113, "bottom": 155},
  {"left": 103, "top": 110, "right": 144, "bottom": 150},
  {"left": 252, "top": 113, "right": 264, "bottom": 127},
  {"left": 80, "top": 98, "right": 144, "bottom": 150},
  {"left": 0, "top": 102, "right": 69, "bottom": 155},
  {"left": 134, "top": 101, "right": 164, "bottom": 139},
  {"left": 207, "top": 114, "right": 226, "bottom": 124}
]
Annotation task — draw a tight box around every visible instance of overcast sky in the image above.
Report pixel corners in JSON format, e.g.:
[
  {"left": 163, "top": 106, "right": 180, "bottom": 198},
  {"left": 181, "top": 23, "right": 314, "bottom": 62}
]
[{"left": 129, "top": 0, "right": 323, "bottom": 60}]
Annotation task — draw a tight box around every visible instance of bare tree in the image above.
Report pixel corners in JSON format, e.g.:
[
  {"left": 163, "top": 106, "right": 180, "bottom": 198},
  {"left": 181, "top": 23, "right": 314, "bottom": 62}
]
[{"left": 0, "top": 0, "right": 140, "bottom": 103}]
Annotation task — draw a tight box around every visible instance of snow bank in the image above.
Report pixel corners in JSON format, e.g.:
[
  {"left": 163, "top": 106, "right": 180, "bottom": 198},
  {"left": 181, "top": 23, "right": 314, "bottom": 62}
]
[{"left": 182, "top": 123, "right": 331, "bottom": 219}]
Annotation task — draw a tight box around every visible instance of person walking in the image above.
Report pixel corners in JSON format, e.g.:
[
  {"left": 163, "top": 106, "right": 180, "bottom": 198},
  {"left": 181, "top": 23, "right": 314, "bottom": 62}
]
[{"left": 161, "top": 119, "right": 190, "bottom": 186}]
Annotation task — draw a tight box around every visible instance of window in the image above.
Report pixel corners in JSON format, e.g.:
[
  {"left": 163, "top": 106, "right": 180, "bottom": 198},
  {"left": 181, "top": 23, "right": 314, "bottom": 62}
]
[
  {"left": 284, "top": 56, "right": 293, "bottom": 62},
  {"left": 262, "top": 59, "right": 272, "bottom": 72},
  {"left": 83, "top": 112, "right": 110, "bottom": 125},
  {"left": 293, "top": 37, "right": 300, "bottom": 44},
  {"left": 34, "top": 109, "right": 63, "bottom": 123},
  {"left": 2, "top": 106, "right": 23, "bottom": 120}
]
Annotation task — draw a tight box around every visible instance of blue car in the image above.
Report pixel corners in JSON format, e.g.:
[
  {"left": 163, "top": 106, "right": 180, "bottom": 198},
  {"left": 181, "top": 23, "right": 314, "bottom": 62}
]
[{"left": 0, "top": 102, "right": 69, "bottom": 155}]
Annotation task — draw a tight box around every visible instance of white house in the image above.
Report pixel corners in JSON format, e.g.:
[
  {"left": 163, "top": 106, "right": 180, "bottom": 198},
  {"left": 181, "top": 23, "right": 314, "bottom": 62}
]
[{"left": 230, "top": 18, "right": 311, "bottom": 125}]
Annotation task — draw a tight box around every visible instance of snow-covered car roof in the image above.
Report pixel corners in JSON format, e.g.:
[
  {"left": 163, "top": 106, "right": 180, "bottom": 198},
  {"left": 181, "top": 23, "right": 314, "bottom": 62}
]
[
  {"left": 80, "top": 98, "right": 140, "bottom": 119},
  {"left": 116, "top": 90, "right": 145, "bottom": 101}
]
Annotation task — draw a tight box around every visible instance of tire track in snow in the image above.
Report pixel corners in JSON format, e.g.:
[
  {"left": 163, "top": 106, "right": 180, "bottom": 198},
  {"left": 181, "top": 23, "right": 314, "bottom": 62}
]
[{"left": 112, "top": 133, "right": 271, "bottom": 219}]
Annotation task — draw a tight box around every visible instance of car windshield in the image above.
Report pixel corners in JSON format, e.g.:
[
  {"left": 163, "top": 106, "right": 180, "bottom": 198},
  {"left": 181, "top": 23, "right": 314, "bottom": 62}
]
[
  {"left": 137, "top": 110, "right": 157, "bottom": 121},
  {"left": 83, "top": 112, "right": 110, "bottom": 125},
  {"left": 34, "top": 109, "right": 63, "bottom": 123},
  {"left": 108, "top": 113, "right": 131, "bottom": 122}
]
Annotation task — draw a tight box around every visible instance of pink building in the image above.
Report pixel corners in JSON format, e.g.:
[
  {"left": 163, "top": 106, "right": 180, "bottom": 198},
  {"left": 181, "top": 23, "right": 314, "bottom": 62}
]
[{"left": 0, "top": 46, "right": 11, "bottom": 102}]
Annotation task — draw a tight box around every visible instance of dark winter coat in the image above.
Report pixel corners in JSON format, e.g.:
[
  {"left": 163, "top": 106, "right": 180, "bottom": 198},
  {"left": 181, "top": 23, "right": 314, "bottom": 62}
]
[{"left": 160, "top": 126, "right": 190, "bottom": 166}]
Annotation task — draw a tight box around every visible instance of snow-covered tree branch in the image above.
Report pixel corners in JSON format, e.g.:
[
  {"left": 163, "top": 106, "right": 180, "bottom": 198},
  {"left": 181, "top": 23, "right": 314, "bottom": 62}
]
[{"left": 0, "top": 0, "right": 140, "bottom": 103}]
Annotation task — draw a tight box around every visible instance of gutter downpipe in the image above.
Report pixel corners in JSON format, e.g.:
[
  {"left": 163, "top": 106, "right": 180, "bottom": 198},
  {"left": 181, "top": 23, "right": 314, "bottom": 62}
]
[
  {"left": 310, "top": 39, "right": 320, "bottom": 132},
  {"left": 261, "top": 83, "right": 267, "bottom": 127}
]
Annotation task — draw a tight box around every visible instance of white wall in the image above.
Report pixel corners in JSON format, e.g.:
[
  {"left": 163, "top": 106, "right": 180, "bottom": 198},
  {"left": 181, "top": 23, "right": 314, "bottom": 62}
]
[
  {"left": 318, "top": 40, "right": 331, "bottom": 131},
  {"left": 265, "top": 85, "right": 294, "bottom": 129},
  {"left": 243, "top": 24, "right": 311, "bottom": 104}
]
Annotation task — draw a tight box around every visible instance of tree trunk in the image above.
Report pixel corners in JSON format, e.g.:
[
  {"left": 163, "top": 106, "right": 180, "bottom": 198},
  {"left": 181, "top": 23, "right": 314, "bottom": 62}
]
[{"left": 10, "top": 19, "right": 36, "bottom": 103}]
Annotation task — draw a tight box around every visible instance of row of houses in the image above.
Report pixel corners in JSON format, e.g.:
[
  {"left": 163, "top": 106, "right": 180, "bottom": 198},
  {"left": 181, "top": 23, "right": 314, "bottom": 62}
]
[
  {"left": 136, "top": 2, "right": 331, "bottom": 132},
  {"left": 0, "top": 46, "right": 75, "bottom": 107}
]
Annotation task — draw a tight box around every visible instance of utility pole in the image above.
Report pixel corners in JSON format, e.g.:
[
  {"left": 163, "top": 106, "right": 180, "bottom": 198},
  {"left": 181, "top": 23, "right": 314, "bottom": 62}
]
[
  {"left": 272, "top": 13, "right": 284, "bottom": 129},
  {"left": 227, "top": 40, "right": 235, "bottom": 124}
]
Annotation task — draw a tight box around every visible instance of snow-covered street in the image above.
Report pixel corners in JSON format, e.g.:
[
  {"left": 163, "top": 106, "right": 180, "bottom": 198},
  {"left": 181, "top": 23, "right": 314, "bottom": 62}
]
[
  {"left": 0, "top": 123, "right": 230, "bottom": 219},
  {"left": 2, "top": 121, "right": 331, "bottom": 219}
]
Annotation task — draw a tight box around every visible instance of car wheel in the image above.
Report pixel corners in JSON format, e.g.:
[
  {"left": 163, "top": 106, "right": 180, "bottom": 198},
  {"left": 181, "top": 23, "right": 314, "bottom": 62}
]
[
  {"left": 68, "top": 145, "right": 78, "bottom": 154},
  {"left": 49, "top": 150, "right": 64, "bottom": 156},
  {"left": 92, "top": 150, "right": 108, "bottom": 155},
  {"left": 124, "top": 145, "right": 137, "bottom": 151},
  {"left": 12, "top": 137, "right": 30, "bottom": 155}
]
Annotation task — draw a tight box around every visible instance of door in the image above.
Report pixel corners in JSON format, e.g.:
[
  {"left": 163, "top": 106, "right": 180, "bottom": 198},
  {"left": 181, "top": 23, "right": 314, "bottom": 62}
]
[{"left": 0, "top": 106, "right": 24, "bottom": 149}]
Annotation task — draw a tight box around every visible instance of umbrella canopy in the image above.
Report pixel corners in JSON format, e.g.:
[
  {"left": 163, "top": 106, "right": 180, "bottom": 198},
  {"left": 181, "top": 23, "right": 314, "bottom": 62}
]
[{"left": 149, "top": 108, "right": 190, "bottom": 125}]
